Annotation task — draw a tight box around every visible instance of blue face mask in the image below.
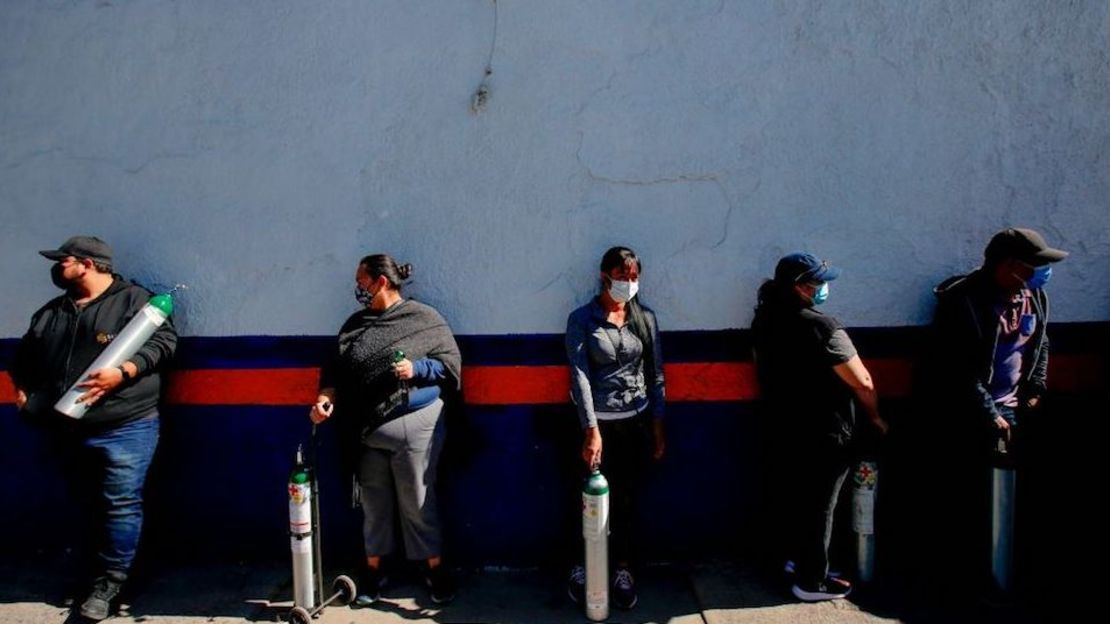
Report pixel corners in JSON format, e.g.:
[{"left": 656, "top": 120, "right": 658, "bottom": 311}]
[
  {"left": 1025, "top": 265, "right": 1052, "bottom": 290},
  {"left": 811, "top": 282, "right": 829, "bottom": 305}
]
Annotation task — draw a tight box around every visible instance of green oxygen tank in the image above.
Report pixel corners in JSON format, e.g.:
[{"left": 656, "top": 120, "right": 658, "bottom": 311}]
[{"left": 393, "top": 349, "right": 409, "bottom": 405}]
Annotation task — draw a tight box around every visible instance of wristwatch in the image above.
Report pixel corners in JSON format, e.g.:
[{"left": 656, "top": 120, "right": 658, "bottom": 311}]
[{"left": 118, "top": 365, "right": 133, "bottom": 381}]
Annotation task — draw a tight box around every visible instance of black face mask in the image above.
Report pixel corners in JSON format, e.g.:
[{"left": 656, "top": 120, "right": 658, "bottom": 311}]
[{"left": 50, "top": 262, "right": 72, "bottom": 290}]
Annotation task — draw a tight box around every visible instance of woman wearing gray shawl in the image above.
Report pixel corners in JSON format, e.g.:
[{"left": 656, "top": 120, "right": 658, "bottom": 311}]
[{"left": 310, "top": 254, "right": 462, "bottom": 606}]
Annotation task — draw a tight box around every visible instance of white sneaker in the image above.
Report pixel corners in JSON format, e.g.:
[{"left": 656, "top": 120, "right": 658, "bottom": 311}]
[{"left": 791, "top": 579, "right": 851, "bottom": 602}]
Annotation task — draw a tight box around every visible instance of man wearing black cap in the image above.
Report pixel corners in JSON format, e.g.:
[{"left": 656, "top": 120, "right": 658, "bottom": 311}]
[
  {"left": 926, "top": 227, "right": 1067, "bottom": 589},
  {"left": 752, "top": 252, "right": 888, "bottom": 602},
  {"left": 10, "top": 236, "right": 177, "bottom": 621}
]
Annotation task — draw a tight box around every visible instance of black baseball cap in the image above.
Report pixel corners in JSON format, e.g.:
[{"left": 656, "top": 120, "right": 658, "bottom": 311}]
[
  {"left": 38, "top": 236, "right": 113, "bottom": 265},
  {"left": 984, "top": 228, "right": 1068, "bottom": 266}
]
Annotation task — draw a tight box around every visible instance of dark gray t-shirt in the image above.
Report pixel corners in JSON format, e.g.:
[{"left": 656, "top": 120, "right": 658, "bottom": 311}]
[
  {"left": 753, "top": 305, "right": 859, "bottom": 448},
  {"left": 826, "top": 328, "right": 858, "bottom": 364}
]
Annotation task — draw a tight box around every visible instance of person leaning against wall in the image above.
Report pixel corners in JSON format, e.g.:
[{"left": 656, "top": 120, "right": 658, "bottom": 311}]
[
  {"left": 921, "top": 227, "right": 1067, "bottom": 593},
  {"left": 564, "top": 245, "right": 666, "bottom": 610},
  {"left": 308, "top": 254, "right": 462, "bottom": 606},
  {"left": 10, "top": 236, "right": 178, "bottom": 621},
  {"left": 751, "top": 252, "right": 888, "bottom": 602}
]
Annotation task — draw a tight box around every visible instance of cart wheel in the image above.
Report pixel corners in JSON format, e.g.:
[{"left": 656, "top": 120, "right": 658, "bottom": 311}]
[
  {"left": 333, "top": 574, "right": 357, "bottom": 605},
  {"left": 288, "top": 605, "right": 312, "bottom": 624}
]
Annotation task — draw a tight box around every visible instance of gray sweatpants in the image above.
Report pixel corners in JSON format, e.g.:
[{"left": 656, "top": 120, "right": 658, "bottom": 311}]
[{"left": 357, "top": 398, "right": 445, "bottom": 560}]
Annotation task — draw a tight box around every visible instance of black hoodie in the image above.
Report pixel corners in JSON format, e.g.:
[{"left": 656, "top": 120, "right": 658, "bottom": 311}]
[
  {"left": 12, "top": 276, "right": 177, "bottom": 429},
  {"left": 927, "top": 269, "right": 1049, "bottom": 424}
]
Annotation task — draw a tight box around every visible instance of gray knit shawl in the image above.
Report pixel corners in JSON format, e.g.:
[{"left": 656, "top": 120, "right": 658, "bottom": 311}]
[{"left": 327, "top": 299, "right": 461, "bottom": 416}]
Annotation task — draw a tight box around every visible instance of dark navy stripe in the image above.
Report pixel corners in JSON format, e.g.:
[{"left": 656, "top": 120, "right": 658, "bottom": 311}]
[
  {"left": 0, "top": 339, "right": 16, "bottom": 368},
  {"left": 1047, "top": 322, "right": 1110, "bottom": 354},
  {"left": 458, "top": 334, "right": 565, "bottom": 367},
  {"left": 173, "top": 336, "right": 333, "bottom": 370}
]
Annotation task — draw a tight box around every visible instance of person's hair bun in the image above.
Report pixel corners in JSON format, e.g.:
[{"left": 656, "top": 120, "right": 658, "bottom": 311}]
[{"left": 397, "top": 263, "right": 414, "bottom": 280}]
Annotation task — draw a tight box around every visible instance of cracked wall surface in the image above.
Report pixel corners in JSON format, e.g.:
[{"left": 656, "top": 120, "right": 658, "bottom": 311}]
[{"left": 2, "top": 0, "right": 1107, "bottom": 336}]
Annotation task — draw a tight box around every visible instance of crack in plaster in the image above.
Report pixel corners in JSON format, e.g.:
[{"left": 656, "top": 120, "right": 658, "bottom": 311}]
[
  {"left": 573, "top": 131, "right": 721, "bottom": 186},
  {"left": 5, "top": 148, "right": 64, "bottom": 169},
  {"left": 470, "top": 0, "right": 499, "bottom": 113},
  {"left": 533, "top": 268, "right": 569, "bottom": 295},
  {"left": 575, "top": 71, "right": 618, "bottom": 117},
  {"left": 5, "top": 147, "right": 201, "bottom": 174},
  {"left": 571, "top": 126, "right": 764, "bottom": 257}
]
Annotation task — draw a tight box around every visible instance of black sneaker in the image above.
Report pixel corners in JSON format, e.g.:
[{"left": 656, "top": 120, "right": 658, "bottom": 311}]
[
  {"left": 791, "top": 577, "right": 851, "bottom": 602},
  {"left": 79, "top": 572, "right": 125, "bottom": 621},
  {"left": 353, "top": 566, "right": 387, "bottom": 607},
  {"left": 425, "top": 565, "right": 456, "bottom": 605},
  {"left": 612, "top": 567, "right": 638, "bottom": 609},
  {"left": 566, "top": 565, "right": 586, "bottom": 604}
]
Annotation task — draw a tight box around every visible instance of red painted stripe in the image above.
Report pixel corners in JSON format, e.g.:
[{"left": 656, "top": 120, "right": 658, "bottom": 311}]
[
  {"left": 666, "top": 362, "right": 759, "bottom": 401},
  {"left": 0, "top": 354, "right": 1102, "bottom": 407},
  {"left": 1047, "top": 354, "right": 1105, "bottom": 394},
  {"left": 867, "top": 358, "right": 914, "bottom": 400},
  {"left": 164, "top": 369, "right": 321, "bottom": 405},
  {"left": 464, "top": 365, "right": 567, "bottom": 405},
  {"left": 0, "top": 373, "right": 14, "bottom": 404}
]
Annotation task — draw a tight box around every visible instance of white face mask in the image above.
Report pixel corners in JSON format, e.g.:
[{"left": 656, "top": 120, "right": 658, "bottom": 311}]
[{"left": 608, "top": 279, "right": 639, "bottom": 303}]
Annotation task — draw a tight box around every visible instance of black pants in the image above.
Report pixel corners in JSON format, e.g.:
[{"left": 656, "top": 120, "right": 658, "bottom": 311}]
[
  {"left": 792, "top": 443, "right": 851, "bottom": 588},
  {"left": 931, "top": 405, "right": 1026, "bottom": 591},
  {"left": 596, "top": 415, "right": 651, "bottom": 566},
  {"left": 562, "top": 414, "right": 650, "bottom": 569}
]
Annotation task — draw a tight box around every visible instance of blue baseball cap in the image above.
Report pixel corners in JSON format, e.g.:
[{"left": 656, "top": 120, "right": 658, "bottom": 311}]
[{"left": 774, "top": 252, "right": 841, "bottom": 284}]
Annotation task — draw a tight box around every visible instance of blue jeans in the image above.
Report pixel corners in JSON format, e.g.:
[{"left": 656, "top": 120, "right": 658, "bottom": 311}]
[{"left": 76, "top": 414, "right": 160, "bottom": 574}]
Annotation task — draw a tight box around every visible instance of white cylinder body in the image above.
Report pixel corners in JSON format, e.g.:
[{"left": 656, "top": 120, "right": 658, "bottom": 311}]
[
  {"left": 851, "top": 461, "right": 878, "bottom": 583},
  {"left": 54, "top": 303, "right": 168, "bottom": 418},
  {"left": 990, "top": 466, "right": 1016, "bottom": 592},
  {"left": 289, "top": 480, "right": 315, "bottom": 609},
  {"left": 583, "top": 489, "right": 609, "bottom": 622}
]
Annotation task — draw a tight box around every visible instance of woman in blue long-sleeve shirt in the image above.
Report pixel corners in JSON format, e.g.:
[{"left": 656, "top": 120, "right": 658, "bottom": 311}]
[{"left": 564, "top": 246, "right": 665, "bottom": 610}]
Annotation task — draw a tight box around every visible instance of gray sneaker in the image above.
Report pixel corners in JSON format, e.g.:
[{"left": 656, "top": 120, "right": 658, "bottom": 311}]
[{"left": 79, "top": 572, "right": 125, "bottom": 621}]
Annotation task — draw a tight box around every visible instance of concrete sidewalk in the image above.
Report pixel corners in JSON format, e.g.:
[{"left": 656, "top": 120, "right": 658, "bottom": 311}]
[{"left": 0, "top": 557, "right": 1041, "bottom": 624}]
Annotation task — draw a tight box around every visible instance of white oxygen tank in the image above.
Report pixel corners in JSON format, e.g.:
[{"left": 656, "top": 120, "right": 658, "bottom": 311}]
[
  {"left": 990, "top": 434, "right": 1017, "bottom": 593},
  {"left": 54, "top": 292, "right": 174, "bottom": 419},
  {"left": 289, "top": 445, "right": 316, "bottom": 609},
  {"left": 851, "top": 460, "right": 878, "bottom": 583}
]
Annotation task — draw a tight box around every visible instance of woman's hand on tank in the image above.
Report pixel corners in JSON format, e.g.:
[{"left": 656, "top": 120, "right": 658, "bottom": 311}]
[
  {"left": 393, "top": 358, "right": 414, "bottom": 380},
  {"left": 582, "top": 426, "right": 603, "bottom": 470},
  {"left": 309, "top": 393, "right": 335, "bottom": 424}
]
